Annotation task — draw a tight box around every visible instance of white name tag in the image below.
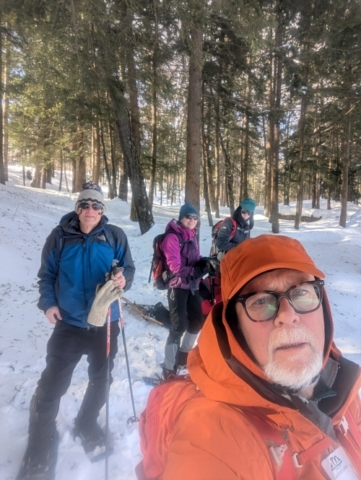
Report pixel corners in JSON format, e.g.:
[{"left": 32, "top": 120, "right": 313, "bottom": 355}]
[{"left": 321, "top": 447, "right": 359, "bottom": 480}]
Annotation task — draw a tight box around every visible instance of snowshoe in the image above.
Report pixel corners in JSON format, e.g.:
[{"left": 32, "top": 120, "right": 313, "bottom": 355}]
[
  {"left": 142, "top": 366, "right": 177, "bottom": 386},
  {"left": 142, "top": 373, "right": 164, "bottom": 386},
  {"left": 73, "top": 420, "right": 113, "bottom": 463},
  {"left": 16, "top": 431, "right": 59, "bottom": 480}
]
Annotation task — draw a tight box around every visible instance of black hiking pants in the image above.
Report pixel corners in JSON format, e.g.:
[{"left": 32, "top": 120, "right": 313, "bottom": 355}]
[
  {"left": 164, "top": 288, "right": 203, "bottom": 371},
  {"left": 28, "top": 320, "right": 120, "bottom": 453}
]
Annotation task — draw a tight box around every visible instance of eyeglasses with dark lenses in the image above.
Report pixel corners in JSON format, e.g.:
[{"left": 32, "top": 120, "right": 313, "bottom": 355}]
[
  {"left": 185, "top": 214, "right": 198, "bottom": 220},
  {"left": 78, "top": 202, "right": 103, "bottom": 211},
  {"left": 236, "top": 280, "right": 324, "bottom": 322},
  {"left": 241, "top": 209, "right": 251, "bottom": 216}
]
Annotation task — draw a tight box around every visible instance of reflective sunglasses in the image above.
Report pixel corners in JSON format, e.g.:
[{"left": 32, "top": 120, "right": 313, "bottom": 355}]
[
  {"left": 236, "top": 280, "right": 324, "bottom": 322},
  {"left": 78, "top": 201, "right": 103, "bottom": 211},
  {"left": 241, "top": 209, "right": 251, "bottom": 216},
  {"left": 185, "top": 214, "right": 198, "bottom": 220}
]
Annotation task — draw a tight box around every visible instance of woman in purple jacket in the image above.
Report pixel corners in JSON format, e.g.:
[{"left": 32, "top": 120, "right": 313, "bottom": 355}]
[{"left": 161, "top": 203, "right": 217, "bottom": 378}]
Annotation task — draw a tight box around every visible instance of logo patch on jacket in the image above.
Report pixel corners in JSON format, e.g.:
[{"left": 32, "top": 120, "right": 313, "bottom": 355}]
[{"left": 97, "top": 234, "right": 107, "bottom": 243}]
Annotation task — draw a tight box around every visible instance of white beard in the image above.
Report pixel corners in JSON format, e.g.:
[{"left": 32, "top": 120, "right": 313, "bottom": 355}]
[{"left": 263, "top": 328, "right": 323, "bottom": 392}]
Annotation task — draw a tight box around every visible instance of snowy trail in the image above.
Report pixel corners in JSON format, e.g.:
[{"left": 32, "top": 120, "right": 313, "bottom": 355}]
[{"left": 1, "top": 166, "right": 361, "bottom": 480}]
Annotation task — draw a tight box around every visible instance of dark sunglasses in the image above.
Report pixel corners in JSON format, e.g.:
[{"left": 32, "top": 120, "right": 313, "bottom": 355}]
[
  {"left": 78, "top": 201, "right": 103, "bottom": 211},
  {"left": 236, "top": 280, "right": 324, "bottom": 322},
  {"left": 185, "top": 214, "right": 198, "bottom": 220},
  {"left": 241, "top": 209, "right": 251, "bottom": 216}
]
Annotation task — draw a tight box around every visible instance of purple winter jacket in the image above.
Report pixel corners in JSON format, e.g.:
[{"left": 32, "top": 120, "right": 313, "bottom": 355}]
[{"left": 162, "top": 219, "right": 201, "bottom": 290}]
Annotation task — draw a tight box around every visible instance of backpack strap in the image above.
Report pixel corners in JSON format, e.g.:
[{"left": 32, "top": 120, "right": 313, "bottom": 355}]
[
  {"left": 55, "top": 228, "right": 64, "bottom": 273},
  {"left": 103, "top": 224, "right": 116, "bottom": 252},
  {"left": 162, "top": 231, "right": 186, "bottom": 273},
  {"left": 291, "top": 436, "right": 334, "bottom": 468},
  {"left": 164, "top": 230, "right": 185, "bottom": 249},
  {"left": 334, "top": 410, "right": 361, "bottom": 477},
  {"left": 244, "top": 409, "right": 296, "bottom": 480},
  {"left": 240, "top": 407, "right": 337, "bottom": 479},
  {"left": 229, "top": 218, "right": 237, "bottom": 241}
]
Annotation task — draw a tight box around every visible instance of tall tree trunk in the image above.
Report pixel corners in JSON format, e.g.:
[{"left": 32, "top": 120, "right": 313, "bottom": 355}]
[
  {"left": 339, "top": 99, "right": 352, "bottom": 227},
  {"left": 219, "top": 134, "right": 235, "bottom": 215},
  {"left": 3, "top": 32, "right": 10, "bottom": 181},
  {"left": 294, "top": 3, "right": 311, "bottom": 230},
  {"left": 109, "top": 122, "right": 117, "bottom": 197},
  {"left": 107, "top": 76, "right": 154, "bottom": 234},
  {"left": 92, "top": 122, "right": 101, "bottom": 184},
  {"left": 202, "top": 92, "right": 213, "bottom": 225},
  {"left": 59, "top": 149, "right": 63, "bottom": 191},
  {"left": 241, "top": 57, "right": 252, "bottom": 199},
  {"left": 203, "top": 152, "right": 213, "bottom": 226},
  {"left": 100, "top": 119, "right": 113, "bottom": 198},
  {"left": 185, "top": 8, "right": 203, "bottom": 212},
  {"left": 262, "top": 114, "right": 269, "bottom": 215},
  {"left": 283, "top": 112, "right": 291, "bottom": 206},
  {"left": 0, "top": 22, "right": 5, "bottom": 185},
  {"left": 121, "top": 0, "right": 142, "bottom": 221},
  {"left": 64, "top": 161, "right": 69, "bottom": 193},
  {"left": 203, "top": 92, "right": 216, "bottom": 215},
  {"left": 294, "top": 90, "right": 308, "bottom": 230},
  {"left": 31, "top": 163, "right": 42, "bottom": 188},
  {"left": 213, "top": 90, "right": 221, "bottom": 218},
  {"left": 41, "top": 167, "right": 47, "bottom": 189},
  {"left": 118, "top": 157, "right": 128, "bottom": 201},
  {"left": 73, "top": 123, "right": 86, "bottom": 193},
  {"left": 149, "top": 0, "right": 159, "bottom": 209},
  {"left": 270, "top": 6, "right": 282, "bottom": 235}
]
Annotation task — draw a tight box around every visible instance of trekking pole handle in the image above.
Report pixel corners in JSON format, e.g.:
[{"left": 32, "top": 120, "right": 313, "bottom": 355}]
[{"left": 110, "top": 259, "right": 124, "bottom": 277}]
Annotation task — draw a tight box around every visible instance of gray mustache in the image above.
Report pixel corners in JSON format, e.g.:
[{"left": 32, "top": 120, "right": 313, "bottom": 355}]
[{"left": 269, "top": 328, "right": 315, "bottom": 351}]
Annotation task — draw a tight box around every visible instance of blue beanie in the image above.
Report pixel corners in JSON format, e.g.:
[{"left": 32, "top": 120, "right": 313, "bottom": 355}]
[
  {"left": 178, "top": 203, "right": 199, "bottom": 220},
  {"left": 240, "top": 197, "right": 256, "bottom": 213}
]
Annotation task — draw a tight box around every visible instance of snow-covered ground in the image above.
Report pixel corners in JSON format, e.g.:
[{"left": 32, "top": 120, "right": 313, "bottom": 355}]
[{"left": 0, "top": 165, "right": 361, "bottom": 480}]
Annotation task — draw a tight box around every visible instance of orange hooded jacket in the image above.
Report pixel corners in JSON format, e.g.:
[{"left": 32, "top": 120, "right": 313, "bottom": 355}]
[{"left": 142, "top": 235, "right": 361, "bottom": 480}]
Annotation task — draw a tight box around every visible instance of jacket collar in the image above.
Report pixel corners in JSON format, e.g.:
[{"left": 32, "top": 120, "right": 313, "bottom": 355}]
[{"left": 59, "top": 211, "right": 108, "bottom": 236}]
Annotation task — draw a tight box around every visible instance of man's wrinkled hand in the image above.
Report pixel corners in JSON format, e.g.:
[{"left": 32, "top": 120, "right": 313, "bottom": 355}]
[
  {"left": 45, "top": 306, "right": 62, "bottom": 324},
  {"left": 112, "top": 269, "right": 126, "bottom": 289}
]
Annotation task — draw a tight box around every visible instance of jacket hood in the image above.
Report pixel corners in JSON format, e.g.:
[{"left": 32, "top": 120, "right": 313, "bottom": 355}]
[
  {"left": 232, "top": 205, "right": 253, "bottom": 227},
  {"left": 165, "top": 218, "right": 196, "bottom": 241},
  {"left": 188, "top": 235, "right": 339, "bottom": 408}
]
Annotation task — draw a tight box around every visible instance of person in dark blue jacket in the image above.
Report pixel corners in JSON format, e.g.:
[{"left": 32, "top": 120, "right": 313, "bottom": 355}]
[
  {"left": 213, "top": 197, "right": 256, "bottom": 260},
  {"left": 17, "top": 182, "right": 135, "bottom": 480}
]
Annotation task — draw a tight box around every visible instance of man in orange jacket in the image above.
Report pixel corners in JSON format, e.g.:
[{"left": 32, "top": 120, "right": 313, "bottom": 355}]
[{"left": 139, "top": 235, "right": 361, "bottom": 480}]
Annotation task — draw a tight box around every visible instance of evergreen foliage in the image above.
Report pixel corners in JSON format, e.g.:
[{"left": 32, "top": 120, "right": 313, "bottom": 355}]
[{"left": 1, "top": 0, "right": 361, "bottom": 228}]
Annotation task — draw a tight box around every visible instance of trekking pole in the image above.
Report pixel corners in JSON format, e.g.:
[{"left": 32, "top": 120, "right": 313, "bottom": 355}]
[
  {"left": 210, "top": 275, "right": 216, "bottom": 305},
  {"left": 105, "top": 306, "right": 111, "bottom": 480},
  {"left": 118, "top": 298, "right": 138, "bottom": 424},
  {"left": 110, "top": 260, "right": 138, "bottom": 424}
]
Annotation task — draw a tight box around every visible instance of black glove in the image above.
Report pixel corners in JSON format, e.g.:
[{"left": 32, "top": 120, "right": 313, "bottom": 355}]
[{"left": 194, "top": 257, "right": 220, "bottom": 278}]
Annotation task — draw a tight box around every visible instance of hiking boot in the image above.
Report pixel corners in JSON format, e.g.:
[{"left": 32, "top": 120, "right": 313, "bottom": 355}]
[
  {"left": 162, "top": 366, "right": 176, "bottom": 381},
  {"left": 73, "top": 418, "right": 113, "bottom": 461},
  {"left": 16, "top": 431, "right": 59, "bottom": 480},
  {"left": 175, "top": 364, "right": 188, "bottom": 376},
  {"left": 73, "top": 419, "right": 104, "bottom": 452}
]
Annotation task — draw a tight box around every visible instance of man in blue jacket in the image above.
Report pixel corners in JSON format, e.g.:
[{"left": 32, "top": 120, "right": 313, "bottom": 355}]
[{"left": 17, "top": 182, "right": 135, "bottom": 480}]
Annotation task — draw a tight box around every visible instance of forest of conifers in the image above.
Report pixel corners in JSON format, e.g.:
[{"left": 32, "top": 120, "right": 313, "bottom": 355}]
[{"left": 0, "top": 0, "right": 361, "bottom": 234}]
